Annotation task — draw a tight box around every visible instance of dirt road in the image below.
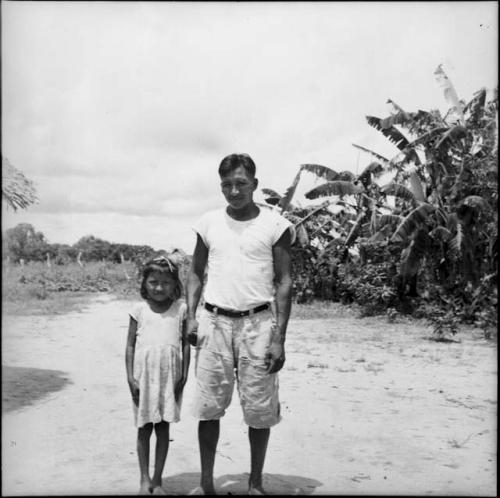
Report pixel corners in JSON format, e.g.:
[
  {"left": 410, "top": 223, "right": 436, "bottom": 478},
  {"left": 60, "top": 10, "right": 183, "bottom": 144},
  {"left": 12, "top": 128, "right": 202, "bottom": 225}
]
[{"left": 2, "top": 295, "right": 497, "bottom": 495}]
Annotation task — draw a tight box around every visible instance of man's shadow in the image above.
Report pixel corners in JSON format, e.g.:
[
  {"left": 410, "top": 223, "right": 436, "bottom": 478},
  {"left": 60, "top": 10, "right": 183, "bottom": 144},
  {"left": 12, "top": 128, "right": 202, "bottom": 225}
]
[{"left": 163, "top": 472, "right": 322, "bottom": 495}]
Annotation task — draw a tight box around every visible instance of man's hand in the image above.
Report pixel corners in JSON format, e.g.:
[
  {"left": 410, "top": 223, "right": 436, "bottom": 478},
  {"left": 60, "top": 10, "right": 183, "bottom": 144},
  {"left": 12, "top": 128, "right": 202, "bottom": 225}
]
[
  {"left": 265, "top": 341, "right": 286, "bottom": 374},
  {"left": 186, "top": 316, "right": 199, "bottom": 346},
  {"left": 128, "top": 378, "right": 140, "bottom": 406},
  {"left": 174, "top": 378, "right": 186, "bottom": 402}
]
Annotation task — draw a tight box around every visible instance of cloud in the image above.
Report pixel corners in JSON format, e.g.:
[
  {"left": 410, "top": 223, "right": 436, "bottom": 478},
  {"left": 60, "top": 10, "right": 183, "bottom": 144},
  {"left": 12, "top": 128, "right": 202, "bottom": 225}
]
[{"left": 1, "top": 2, "right": 497, "bottom": 250}]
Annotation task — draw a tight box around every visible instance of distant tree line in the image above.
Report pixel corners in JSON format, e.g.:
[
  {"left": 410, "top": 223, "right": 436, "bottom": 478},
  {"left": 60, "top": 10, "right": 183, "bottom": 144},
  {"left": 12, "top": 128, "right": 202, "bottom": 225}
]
[{"left": 3, "top": 223, "right": 158, "bottom": 264}]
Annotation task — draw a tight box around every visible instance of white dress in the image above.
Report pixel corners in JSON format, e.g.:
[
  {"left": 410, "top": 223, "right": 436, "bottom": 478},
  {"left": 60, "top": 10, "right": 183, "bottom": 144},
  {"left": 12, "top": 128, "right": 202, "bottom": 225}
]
[{"left": 130, "top": 299, "right": 187, "bottom": 427}]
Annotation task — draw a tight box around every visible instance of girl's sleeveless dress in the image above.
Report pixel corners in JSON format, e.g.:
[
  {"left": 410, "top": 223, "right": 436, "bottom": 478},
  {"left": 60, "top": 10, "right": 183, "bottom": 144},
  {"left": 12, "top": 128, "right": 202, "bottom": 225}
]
[{"left": 130, "top": 300, "right": 187, "bottom": 427}]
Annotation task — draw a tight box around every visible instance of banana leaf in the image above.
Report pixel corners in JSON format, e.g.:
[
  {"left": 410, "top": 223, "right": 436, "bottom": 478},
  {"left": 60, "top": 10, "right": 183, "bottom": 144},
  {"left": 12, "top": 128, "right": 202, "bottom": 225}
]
[
  {"left": 296, "top": 223, "right": 309, "bottom": 247},
  {"left": 261, "top": 188, "right": 282, "bottom": 199},
  {"left": 434, "top": 64, "right": 465, "bottom": 125},
  {"left": 345, "top": 211, "right": 366, "bottom": 247},
  {"left": 434, "top": 125, "right": 468, "bottom": 149},
  {"left": 399, "top": 228, "right": 430, "bottom": 278},
  {"left": 409, "top": 171, "right": 426, "bottom": 202},
  {"left": 378, "top": 214, "right": 404, "bottom": 228},
  {"left": 352, "top": 143, "right": 390, "bottom": 166},
  {"left": 366, "top": 116, "right": 410, "bottom": 150},
  {"left": 300, "top": 164, "right": 339, "bottom": 181},
  {"left": 447, "top": 222, "right": 463, "bottom": 260},
  {"left": 279, "top": 168, "right": 302, "bottom": 212},
  {"left": 459, "top": 195, "right": 489, "bottom": 211},
  {"left": 391, "top": 203, "right": 436, "bottom": 243},
  {"left": 380, "top": 182, "right": 417, "bottom": 204},
  {"left": 429, "top": 226, "right": 453, "bottom": 242},
  {"left": 305, "top": 181, "right": 363, "bottom": 200},
  {"left": 338, "top": 171, "right": 356, "bottom": 182}
]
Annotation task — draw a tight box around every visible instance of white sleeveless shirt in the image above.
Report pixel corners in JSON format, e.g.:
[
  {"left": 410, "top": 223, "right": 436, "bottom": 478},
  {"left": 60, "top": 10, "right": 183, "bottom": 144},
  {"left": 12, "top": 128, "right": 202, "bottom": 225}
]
[{"left": 193, "top": 205, "right": 295, "bottom": 310}]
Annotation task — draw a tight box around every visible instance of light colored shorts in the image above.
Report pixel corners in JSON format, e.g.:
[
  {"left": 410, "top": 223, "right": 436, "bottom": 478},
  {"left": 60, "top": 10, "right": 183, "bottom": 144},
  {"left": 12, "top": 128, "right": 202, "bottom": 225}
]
[{"left": 192, "top": 307, "right": 281, "bottom": 429}]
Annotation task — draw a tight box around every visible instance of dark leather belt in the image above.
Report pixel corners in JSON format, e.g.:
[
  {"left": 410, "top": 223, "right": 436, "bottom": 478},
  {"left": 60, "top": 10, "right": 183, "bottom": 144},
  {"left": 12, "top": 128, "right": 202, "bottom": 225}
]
[{"left": 204, "top": 302, "right": 270, "bottom": 318}]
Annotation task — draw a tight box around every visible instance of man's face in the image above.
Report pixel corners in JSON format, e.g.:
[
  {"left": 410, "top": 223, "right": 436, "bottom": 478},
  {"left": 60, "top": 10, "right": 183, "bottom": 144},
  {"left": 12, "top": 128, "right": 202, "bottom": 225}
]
[{"left": 220, "top": 166, "right": 258, "bottom": 210}]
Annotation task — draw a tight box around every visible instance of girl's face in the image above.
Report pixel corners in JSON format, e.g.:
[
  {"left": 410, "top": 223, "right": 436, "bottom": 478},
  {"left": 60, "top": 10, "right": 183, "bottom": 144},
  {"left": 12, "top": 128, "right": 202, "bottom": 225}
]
[{"left": 145, "top": 270, "right": 176, "bottom": 302}]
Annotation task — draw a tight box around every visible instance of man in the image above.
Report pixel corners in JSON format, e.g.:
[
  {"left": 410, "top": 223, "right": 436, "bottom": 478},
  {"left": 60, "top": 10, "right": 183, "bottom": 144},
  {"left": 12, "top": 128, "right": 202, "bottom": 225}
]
[{"left": 186, "top": 153, "right": 294, "bottom": 495}]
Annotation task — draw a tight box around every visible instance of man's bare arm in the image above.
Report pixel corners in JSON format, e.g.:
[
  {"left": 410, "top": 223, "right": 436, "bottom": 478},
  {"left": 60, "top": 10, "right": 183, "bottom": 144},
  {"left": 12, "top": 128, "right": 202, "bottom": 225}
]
[
  {"left": 186, "top": 234, "right": 209, "bottom": 345},
  {"left": 267, "top": 228, "right": 293, "bottom": 373}
]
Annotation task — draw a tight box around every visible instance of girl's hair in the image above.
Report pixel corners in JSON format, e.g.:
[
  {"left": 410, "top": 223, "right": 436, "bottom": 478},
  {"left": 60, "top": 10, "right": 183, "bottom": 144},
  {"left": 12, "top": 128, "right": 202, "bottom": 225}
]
[
  {"left": 218, "top": 153, "right": 256, "bottom": 178},
  {"left": 140, "top": 255, "right": 183, "bottom": 302}
]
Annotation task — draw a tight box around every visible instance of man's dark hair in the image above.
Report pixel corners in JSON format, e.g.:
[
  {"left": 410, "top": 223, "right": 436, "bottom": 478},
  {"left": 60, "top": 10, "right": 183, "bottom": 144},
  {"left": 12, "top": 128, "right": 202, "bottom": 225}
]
[{"left": 218, "top": 153, "right": 256, "bottom": 178}]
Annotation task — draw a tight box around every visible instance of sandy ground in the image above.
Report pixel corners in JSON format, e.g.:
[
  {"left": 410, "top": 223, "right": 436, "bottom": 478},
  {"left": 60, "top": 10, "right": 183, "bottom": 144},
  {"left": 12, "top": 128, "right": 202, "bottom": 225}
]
[{"left": 2, "top": 295, "right": 497, "bottom": 496}]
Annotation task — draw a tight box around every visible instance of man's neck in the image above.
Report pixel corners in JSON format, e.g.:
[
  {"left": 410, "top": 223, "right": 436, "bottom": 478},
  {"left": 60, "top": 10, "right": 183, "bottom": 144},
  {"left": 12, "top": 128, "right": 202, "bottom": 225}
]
[{"left": 226, "top": 203, "right": 260, "bottom": 221}]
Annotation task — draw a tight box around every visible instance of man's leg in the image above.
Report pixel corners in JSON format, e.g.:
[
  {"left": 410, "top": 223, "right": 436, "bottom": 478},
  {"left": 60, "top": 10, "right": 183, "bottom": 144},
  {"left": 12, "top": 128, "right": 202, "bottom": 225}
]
[
  {"left": 198, "top": 419, "right": 220, "bottom": 494},
  {"left": 248, "top": 427, "right": 270, "bottom": 493}
]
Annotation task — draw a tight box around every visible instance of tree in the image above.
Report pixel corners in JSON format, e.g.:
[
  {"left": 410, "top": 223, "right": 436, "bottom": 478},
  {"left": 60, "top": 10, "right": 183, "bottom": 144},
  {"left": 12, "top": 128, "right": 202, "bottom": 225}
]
[{"left": 4, "top": 223, "right": 48, "bottom": 262}]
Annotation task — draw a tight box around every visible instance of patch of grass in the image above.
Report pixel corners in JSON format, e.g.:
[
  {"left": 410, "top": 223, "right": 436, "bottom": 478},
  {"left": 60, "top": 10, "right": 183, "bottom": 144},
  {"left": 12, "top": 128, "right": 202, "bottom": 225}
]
[
  {"left": 291, "top": 300, "right": 354, "bottom": 320},
  {"left": 2, "top": 261, "right": 140, "bottom": 315},
  {"left": 2, "top": 291, "right": 95, "bottom": 316},
  {"left": 2, "top": 365, "right": 72, "bottom": 412}
]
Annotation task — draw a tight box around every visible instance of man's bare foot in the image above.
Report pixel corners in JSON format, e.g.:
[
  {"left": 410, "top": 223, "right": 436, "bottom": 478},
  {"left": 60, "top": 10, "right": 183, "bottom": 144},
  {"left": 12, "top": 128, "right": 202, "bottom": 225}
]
[
  {"left": 248, "top": 485, "right": 265, "bottom": 495},
  {"left": 139, "top": 479, "right": 153, "bottom": 495},
  {"left": 188, "top": 485, "right": 216, "bottom": 495},
  {"left": 152, "top": 486, "right": 167, "bottom": 495},
  {"left": 248, "top": 477, "right": 265, "bottom": 495}
]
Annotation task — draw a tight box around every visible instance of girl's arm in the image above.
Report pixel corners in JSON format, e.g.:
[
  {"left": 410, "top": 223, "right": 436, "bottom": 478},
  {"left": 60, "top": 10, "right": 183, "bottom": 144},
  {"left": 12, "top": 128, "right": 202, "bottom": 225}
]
[
  {"left": 125, "top": 316, "right": 139, "bottom": 405},
  {"left": 175, "top": 317, "right": 191, "bottom": 402}
]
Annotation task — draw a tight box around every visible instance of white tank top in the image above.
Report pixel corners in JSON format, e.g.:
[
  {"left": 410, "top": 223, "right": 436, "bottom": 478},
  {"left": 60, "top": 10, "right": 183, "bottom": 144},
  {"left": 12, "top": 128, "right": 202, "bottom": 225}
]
[{"left": 193, "top": 205, "right": 295, "bottom": 310}]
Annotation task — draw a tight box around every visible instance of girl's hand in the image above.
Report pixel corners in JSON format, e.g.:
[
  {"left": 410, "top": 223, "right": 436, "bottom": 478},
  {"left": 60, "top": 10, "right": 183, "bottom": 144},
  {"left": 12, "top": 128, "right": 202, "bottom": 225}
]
[
  {"left": 174, "top": 378, "right": 186, "bottom": 402},
  {"left": 128, "top": 378, "right": 140, "bottom": 406},
  {"left": 186, "top": 317, "right": 199, "bottom": 346}
]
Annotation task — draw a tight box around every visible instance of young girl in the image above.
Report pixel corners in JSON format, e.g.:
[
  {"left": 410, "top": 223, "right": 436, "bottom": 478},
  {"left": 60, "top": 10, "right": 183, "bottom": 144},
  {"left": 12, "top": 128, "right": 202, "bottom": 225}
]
[{"left": 125, "top": 254, "right": 190, "bottom": 495}]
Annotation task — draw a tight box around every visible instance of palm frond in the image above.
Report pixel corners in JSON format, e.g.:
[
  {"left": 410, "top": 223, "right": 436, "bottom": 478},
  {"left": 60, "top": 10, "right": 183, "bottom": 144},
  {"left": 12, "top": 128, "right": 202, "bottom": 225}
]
[
  {"left": 305, "top": 181, "right": 363, "bottom": 200},
  {"left": 300, "top": 164, "right": 339, "bottom": 181},
  {"left": 391, "top": 203, "right": 436, "bottom": 243},
  {"left": 2, "top": 157, "right": 38, "bottom": 211}
]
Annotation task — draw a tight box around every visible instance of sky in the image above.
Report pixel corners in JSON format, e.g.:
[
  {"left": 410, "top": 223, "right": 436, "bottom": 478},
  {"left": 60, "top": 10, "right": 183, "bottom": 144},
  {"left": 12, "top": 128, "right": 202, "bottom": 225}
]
[{"left": 2, "top": 1, "right": 498, "bottom": 253}]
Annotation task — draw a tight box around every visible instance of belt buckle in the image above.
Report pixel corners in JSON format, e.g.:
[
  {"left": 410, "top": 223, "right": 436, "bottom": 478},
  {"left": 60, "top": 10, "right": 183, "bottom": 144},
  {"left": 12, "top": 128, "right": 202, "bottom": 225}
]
[
  {"left": 213, "top": 306, "right": 218, "bottom": 315},
  {"left": 248, "top": 307, "right": 254, "bottom": 316}
]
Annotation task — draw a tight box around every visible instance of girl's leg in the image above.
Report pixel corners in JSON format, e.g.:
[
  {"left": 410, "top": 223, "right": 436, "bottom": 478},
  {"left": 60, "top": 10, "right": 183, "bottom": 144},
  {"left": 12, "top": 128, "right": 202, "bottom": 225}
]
[
  {"left": 137, "top": 423, "right": 154, "bottom": 492},
  {"left": 151, "top": 421, "right": 170, "bottom": 489}
]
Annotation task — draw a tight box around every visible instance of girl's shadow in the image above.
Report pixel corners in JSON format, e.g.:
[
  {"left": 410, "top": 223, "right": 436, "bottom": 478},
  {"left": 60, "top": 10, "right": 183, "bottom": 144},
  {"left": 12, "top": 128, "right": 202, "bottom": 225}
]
[{"left": 163, "top": 472, "right": 322, "bottom": 495}]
